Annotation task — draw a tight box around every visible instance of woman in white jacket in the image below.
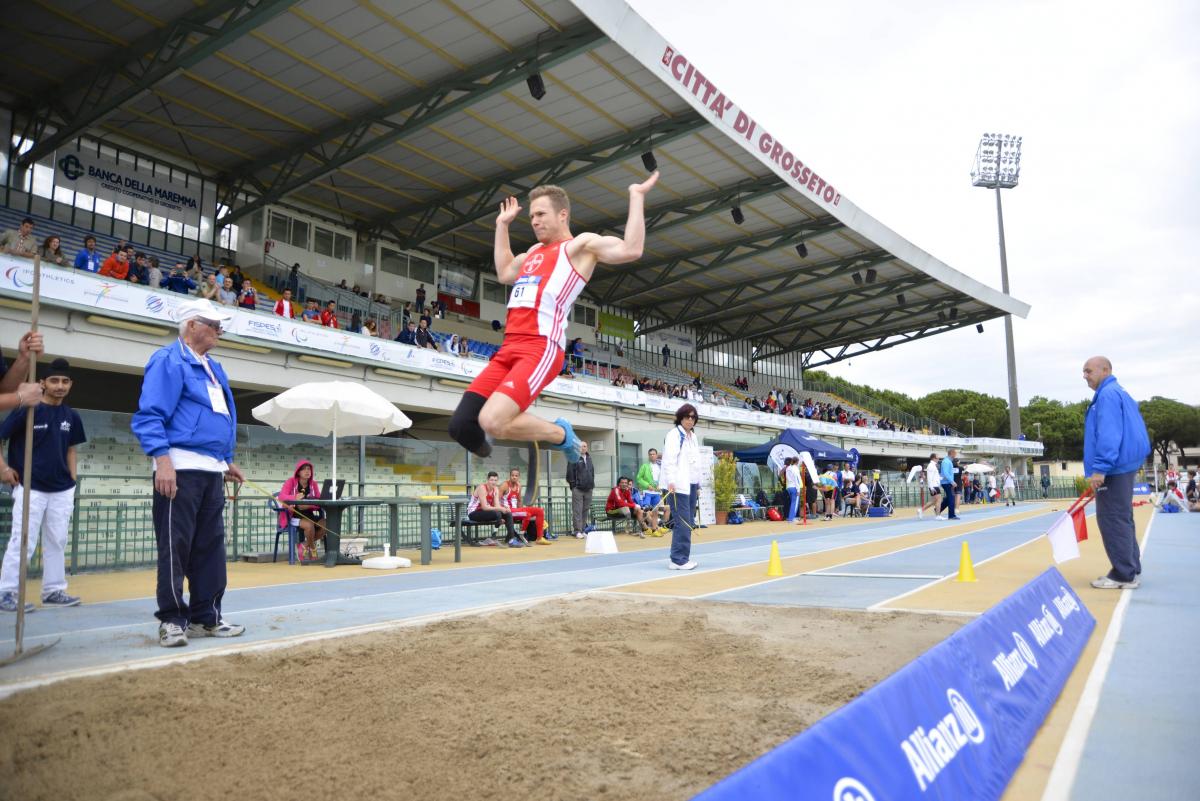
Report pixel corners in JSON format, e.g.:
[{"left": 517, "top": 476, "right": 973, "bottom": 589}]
[{"left": 660, "top": 403, "right": 701, "bottom": 570}]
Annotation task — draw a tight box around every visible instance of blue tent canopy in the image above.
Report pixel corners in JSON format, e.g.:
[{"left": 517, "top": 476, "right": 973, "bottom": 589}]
[{"left": 733, "top": 429, "right": 853, "bottom": 464}]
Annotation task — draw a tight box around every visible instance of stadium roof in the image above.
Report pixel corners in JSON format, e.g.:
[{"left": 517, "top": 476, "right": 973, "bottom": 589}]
[{"left": 4, "top": 0, "right": 1029, "bottom": 368}]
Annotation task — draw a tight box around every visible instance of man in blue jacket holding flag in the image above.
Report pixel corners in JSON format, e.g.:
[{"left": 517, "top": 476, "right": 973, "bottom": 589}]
[
  {"left": 1083, "top": 356, "right": 1151, "bottom": 589},
  {"left": 133, "top": 299, "right": 246, "bottom": 647}
]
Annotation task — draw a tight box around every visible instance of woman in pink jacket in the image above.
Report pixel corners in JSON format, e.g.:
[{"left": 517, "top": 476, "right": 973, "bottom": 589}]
[{"left": 278, "top": 459, "right": 325, "bottom": 561}]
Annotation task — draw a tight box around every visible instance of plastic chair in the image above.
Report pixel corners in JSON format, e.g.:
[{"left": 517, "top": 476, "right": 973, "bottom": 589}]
[{"left": 269, "top": 493, "right": 300, "bottom": 564}]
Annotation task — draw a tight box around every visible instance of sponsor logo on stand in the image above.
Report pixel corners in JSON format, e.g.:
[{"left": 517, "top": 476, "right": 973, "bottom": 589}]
[
  {"left": 84, "top": 282, "right": 125, "bottom": 306},
  {"left": 291, "top": 328, "right": 308, "bottom": 343},
  {"left": 145, "top": 295, "right": 164, "bottom": 313},
  {"left": 245, "top": 318, "right": 282, "bottom": 338}
]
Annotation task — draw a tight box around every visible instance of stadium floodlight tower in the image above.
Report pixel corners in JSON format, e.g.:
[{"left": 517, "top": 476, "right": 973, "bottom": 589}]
[{"left": 972, "top": 133, "right": 1023, "bottom": 451}]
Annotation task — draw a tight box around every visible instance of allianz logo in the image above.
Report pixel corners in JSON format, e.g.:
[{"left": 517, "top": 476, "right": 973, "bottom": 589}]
[
  {"left": 899, "top": 688, "right": 985, "bottom": 791},
  {"left": 992, "top": 631, "right": 1039, "bottom": 692}
]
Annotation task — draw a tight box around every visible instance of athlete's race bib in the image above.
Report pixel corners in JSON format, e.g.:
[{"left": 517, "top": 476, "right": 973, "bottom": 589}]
[{"left": 508, "top": 275, "right": 541, "bottom": 309}]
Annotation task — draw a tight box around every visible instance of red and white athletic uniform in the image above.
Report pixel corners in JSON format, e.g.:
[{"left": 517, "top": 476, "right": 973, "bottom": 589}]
[
  {"left": 503, "top": 486, "right": 546, "bottom": 539},
  {"left": 466, "top": 238, "right": 586, "bottom": 410}
]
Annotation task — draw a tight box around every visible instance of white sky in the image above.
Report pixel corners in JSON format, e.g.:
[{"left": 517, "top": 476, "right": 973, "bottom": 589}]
[{"left": 629, "top": 0, "right": 1200, "bottom": 406}]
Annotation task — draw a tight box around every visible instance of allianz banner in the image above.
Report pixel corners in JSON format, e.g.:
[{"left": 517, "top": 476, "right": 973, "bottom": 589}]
[
  {"left": 54, "top": 149, "right": 206, "bottom": 229},
  {"left": 695, "top": 567, "right": 1095, "bottom": 801}
]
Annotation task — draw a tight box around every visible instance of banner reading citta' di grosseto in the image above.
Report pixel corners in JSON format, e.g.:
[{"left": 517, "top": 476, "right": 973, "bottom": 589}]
[{"left": 54, "top": 148, "right": 208, "bottom": 230}]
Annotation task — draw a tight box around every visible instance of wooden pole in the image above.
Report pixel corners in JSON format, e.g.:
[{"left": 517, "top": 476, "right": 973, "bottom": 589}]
[{"left": 13, "top": 253, "right": 41, "bottom": 655}]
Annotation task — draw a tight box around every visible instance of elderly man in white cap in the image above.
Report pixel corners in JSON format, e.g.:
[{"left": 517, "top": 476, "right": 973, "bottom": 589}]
[{"left": 132, "top": 299, "right": 246, "bottom": 647}]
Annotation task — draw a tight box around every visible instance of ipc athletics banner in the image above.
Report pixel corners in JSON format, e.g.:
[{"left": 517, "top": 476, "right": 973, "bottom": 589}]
[
  {"left": 53, "top": 148, "right": 206, "bottom": 229},
  {"left": 694, "top": 567, "right": 1095, "bottom": 801},
  {"left": 597, "top": 310, "right": 635, "bottom": 340}
]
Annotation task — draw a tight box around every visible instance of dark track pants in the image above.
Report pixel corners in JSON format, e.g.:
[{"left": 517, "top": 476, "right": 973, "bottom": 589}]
[
  {"left": 153, "top": 470, "right": 229, "bottom": 628},
  {"left": 1095, "top": 470, "right": 1141, "bottom": 582}
]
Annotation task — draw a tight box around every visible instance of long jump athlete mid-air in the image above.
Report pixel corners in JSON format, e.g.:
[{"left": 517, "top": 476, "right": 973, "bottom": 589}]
[{"left": 449, "top": 171, "right": 660, "bottom": 464}]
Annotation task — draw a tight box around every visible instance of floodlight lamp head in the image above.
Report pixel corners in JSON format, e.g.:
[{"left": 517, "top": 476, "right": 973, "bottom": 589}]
[
  {"left": 731, "top": 206, "right": 745, "bottom": 225},
  {"left": 852, "top": 272, "right": 863, "bottom": 285},
  {"left": 526, "top": 72, "right": 546, "bottom": 101},
  {"left": 865, "top": 268, "right": 877, "bottom": 284},
  {"left": 795, "top": 242, "right": 808, "bottom": 259},
  {"left": 949, "top": 307, "right": 958, "bottom": 320},
  {"left": 896, "top": 293, "right": 905, "bottom": 305},
  {"left": 641, "top": 151, "right": 658, "bottom": 172},
  {"left": 976, "top": 323, "right": 984, "bottom": 333}
]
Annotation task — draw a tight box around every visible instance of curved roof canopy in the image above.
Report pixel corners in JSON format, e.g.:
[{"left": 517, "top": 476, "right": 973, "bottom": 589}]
[{"left": 5, "top": 0, "right": 1028, "bottom": 368}]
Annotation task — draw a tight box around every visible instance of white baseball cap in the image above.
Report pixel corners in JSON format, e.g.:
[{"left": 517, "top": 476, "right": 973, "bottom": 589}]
[{"left": 174, "top": 298, "right": 233, "bottom": 327}]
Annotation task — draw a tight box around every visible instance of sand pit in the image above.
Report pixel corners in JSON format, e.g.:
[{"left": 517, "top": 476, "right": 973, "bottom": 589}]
[{"left": 0, "top": 596, "right": 964, "bottom": 801}]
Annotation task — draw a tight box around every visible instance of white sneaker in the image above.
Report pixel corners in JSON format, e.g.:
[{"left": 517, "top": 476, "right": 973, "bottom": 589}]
[
  {"left": 574, "top": 532, "right": 585, "bottom": 539},
  {"left": 936, "top": 514, "right": 947, "bottom": 520},
  {"left": 668, "top": 560, "right": 698, "bottom": 571},
  {"left": 187, "top": 619, "right": 245, "bottom": 638},
  {"left": 159, "top": 622, "right": 188, "bottom": 648}
]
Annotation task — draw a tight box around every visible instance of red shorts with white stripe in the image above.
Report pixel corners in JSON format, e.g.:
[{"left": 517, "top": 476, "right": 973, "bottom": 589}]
[{"left": 466, "top": 334, "right": 563, "bottom": 411}]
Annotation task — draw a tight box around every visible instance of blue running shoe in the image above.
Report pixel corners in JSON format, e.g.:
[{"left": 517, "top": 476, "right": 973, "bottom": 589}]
[{"left": 549, "top": 417, "right": 583, "bottom": 463}]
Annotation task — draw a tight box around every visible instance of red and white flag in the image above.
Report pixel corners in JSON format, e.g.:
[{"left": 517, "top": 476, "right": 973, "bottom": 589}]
[
  {"left": 1046, "top": 511, "right": 1081, "bottom": 563},
  {"left": 1046, "top": 492, "right": 1092, "bottom": 563}
]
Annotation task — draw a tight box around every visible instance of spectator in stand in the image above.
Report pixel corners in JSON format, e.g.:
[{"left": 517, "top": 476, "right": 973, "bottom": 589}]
[
  {"left": 415, "top": 283, "right": 426, "bottom": 313},
  {"left": 301, "top": 299, "right": 321, "bottom": 323},
  {"left": 197, "top": 273, "right": 219, "bottom": 301},
  {"left": 187, "top": 253, "right": 204, "bottom": 278},
  {"left": 162, "top": 262, "right": 196, "bottom": 295},
  {"left": 414, "top": 319, "right": 437, "bottom": 350},
  {"left": 606, "top": 476, "right": 649, "bottom": 537},
  {"left": 395, "top": 320, "right": 417, "bottom": 344},
  {"left": 320, "top": 300, "right": 339, "bottom": 329},
  {"left": 0, "top": 358, "right": 86, "bottom": 613},
  {"left": 401, "top": 301, "right": 412, "bottom": 328},
  {"left": 237, "top": 284, "right": 257, "bottom": 311},
  {"left": 73, "top": 235, "right": 102, "bottom": 273},
  {"left": 635, "top": 448, "right": 669, "bottom": 535},
  {"left": 286, "top": 262, "right": 300, "bottom": 296},
  {"left": 277, "top": 459, "right": 325, "bottom": 561},
  {"left": 347, "top": 312, "right": 363, "bottom": 334},
  {"left": 570, "top": 337, "right": 584, "bottom": 372},
  {"left": 566, "top": 441, "right": 595, "bottom": 539},
  {"left": 39, "top": 235, "right": 65, "bottom": 266},
  {"left": 273, "top": 288, "right": 297, "bottom": 318},
  {"left": 146, "top": 256, "right": 164, "bottom": 290},
  {"left": 126, "top": 253, "right": 149, "bottom": 285},
  {"left": 336, "top": 279, "right": 348, "bottom": 290},
  {"left": 99, "top": 248, "right": 130, "bottom": 281},
  {"left": 229, "top": 265, "right": 245, "bottom": 294},
  {"left": 503, "top": 467, "right": 550, "bottom": 542},
  {"left": 0, "top": 217, "right": 37, "bottom": 258},
  {"left": 467, "top": 471, "right": 525, "bottom": 547},
  {"left": 131, "top": 298, "right": 245, "bottom": 647},
  {"left": 217, "top": 276, "right": 237, "bottom": 306},
  {"left": 458, "top": 337, "right": 470, "bottom": 358},
  {"left": 418, "top": 306, "right": 433, "bottom": 329},
  {"left": 661, "top": 343, "right": 670, "bottom": 366},
  {"left": 363, "top": 319, "right": 377, "bottom": 337}
]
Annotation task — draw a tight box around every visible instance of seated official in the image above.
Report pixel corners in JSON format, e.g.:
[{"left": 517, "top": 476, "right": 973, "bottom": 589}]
[
  {"left": 1158, "top": 481, "right": 1191, "bottom": 513},
  {"left": 278, "top": 459, "right": 326, "bottom": 560},
  {"left": 605, "top": 476, "right": 649, "bottom": 537},
  {"left": 468, "top": 471, "right": 525, "bottom": 547},
  {"left": 502, "top": 468, "right": 551, "bottom": 542}
]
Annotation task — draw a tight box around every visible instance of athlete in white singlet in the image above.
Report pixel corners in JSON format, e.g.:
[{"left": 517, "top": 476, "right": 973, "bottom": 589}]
[{"left": 449, "top": 172, "right": 659, "bottom": 462}]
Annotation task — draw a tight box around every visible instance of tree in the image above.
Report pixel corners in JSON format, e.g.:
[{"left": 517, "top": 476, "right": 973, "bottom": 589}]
[
  {"left": 1139, "top": 397, "right": 1200, "bottom": 465},
  {"left": 1020, "top": 396, "right": 1088, "bottom": 460},
  {"left": 918, "top": 389, "right": 1009, "bottom": 437}
]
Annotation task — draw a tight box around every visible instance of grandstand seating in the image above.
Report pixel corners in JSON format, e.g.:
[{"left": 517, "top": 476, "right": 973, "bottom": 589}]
[{"left": 0, "top": 206, "right": 280, "bottom": 312}]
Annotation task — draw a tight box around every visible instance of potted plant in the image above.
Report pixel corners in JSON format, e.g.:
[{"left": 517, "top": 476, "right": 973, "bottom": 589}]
[{"left": 713, "top": 452, "right": 738, "bottom": 525}]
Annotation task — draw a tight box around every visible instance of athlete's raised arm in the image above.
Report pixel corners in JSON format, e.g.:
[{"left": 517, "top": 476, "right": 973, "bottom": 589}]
[
  {"left": 494, "top": 197, "right": 526, "bottom": 284},
  {"left": 580, "top": 171, "right": 659, "bottom": 265}
]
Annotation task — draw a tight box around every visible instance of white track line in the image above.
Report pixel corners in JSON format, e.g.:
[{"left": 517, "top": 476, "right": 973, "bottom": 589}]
[
  {"left": 867, "top": 511, "right": 1095, "bottom": 612},
  {"left": 806, "top": 572, "right": 946, "bottom": 579},
  {"left": 692, "top": 510, "right": 1054, "bottom": 601},
  {"left": 1039, "top": 511, "right": 1156, "bottom": 801}
]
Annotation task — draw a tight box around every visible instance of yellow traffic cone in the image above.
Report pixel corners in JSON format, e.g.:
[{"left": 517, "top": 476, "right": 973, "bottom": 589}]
[
  {"left": 955, "top": 540, "right": 977, "bottom": 583},
  {"left": 766, "top": 540, "right": 784, "bottom": 577}
]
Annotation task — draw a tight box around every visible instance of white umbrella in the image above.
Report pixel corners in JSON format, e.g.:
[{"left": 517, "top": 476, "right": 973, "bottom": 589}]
[
  {"left": 251, "top": 381, "right": 412, "bottom": 486},
  {"left": 965, "top": 463, "right": 995, "bottom": 473}
]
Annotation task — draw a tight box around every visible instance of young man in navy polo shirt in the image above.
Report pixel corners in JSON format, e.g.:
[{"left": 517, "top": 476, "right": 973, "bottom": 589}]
[{"left": 0, "top": 358, "right": 86, "bottom": 612}]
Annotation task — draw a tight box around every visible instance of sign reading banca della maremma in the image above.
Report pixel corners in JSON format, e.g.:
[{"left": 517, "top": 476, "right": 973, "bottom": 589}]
[{"left": 54, "top": 149, "right": 206, "bottom": 229}]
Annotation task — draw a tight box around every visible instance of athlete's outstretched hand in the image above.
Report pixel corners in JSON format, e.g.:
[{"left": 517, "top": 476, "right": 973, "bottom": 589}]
[
  {"left": 629, "top": 170, "right": 659, "bottom": 196},
  {"left": 496, "top": 196, "right": 522, "bottom": 226}
]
